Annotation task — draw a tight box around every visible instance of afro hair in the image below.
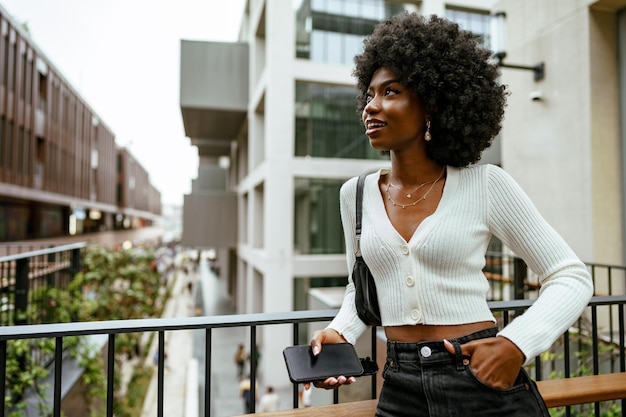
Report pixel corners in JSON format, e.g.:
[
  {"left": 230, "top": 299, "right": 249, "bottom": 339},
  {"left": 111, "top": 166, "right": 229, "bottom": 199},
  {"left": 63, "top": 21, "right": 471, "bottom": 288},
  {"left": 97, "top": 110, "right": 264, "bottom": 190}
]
[{"left": 354, "top": 12, "right": 508, "bottom": 167}]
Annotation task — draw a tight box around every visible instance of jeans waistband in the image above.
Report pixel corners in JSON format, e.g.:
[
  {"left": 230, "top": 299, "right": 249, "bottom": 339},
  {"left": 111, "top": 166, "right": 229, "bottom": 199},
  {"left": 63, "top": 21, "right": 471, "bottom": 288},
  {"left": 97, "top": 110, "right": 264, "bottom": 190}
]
[{"left": 386, "top": 327, "right": 498, "bottom": 366}]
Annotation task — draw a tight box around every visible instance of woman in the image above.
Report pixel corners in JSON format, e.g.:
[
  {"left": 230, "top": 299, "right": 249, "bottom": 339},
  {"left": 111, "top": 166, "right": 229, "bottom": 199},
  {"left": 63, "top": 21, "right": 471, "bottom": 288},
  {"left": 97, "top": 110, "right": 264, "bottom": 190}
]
[{"left": 308, "top": 13, "right": 593, "bottom": 417}]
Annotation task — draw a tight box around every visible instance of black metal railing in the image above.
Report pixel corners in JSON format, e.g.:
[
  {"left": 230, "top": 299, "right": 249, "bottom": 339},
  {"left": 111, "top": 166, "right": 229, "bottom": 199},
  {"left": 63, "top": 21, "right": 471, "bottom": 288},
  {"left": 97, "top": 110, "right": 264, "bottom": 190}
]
[
  {"left": 1, "top": 295, "right": 625, "bottom": 417},
  {"left": 484, "top": 251, "right": 626, "bottom": 300},
  {"left": 0, "top": 243, "right": 86, "bottom": 327},
  {"left": 3, "top": 244, "right": 626, "bottom": 416}
]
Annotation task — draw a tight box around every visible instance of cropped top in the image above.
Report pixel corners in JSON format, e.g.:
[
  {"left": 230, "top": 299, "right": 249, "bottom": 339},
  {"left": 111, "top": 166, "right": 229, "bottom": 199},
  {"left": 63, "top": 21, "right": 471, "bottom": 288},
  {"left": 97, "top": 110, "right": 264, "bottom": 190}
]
[{"left": 327, "top": 164, "right": 593, "bottom": 365}]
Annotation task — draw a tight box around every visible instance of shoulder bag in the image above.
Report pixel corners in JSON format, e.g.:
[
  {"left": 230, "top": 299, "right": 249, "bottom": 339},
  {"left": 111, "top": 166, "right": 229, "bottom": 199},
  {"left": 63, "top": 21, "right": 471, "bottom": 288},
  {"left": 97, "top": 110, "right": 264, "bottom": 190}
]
[{"left": 353, "top": 174, "right": 382, "bottom": 326}]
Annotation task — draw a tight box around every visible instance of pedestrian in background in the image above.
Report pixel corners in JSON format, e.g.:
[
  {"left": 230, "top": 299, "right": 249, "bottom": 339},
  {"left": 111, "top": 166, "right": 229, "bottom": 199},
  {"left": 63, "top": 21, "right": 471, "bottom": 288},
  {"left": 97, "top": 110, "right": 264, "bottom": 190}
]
[
  {"left": 152, "top": 351, "right": 170, "bottom": 370},
  {"left": 234, "top": 343, "right": 247, "bottom": 379},
  {"left": 258, "top": 386, "right": 280, "bottom": 412},
  {"left": 239, "top": 376, "right": 251, "bottom": 412},
  {"left": 300, "top": 385, "right": 312, "bottom": 408},
  {"left": 238, "top": 375, "right": 257, "bottom": 413}
]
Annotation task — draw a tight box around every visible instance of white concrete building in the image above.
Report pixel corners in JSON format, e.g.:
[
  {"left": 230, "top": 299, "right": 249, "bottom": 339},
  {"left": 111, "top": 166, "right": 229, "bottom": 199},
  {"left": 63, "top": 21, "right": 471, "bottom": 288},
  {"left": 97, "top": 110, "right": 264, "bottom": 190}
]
[{"left": 179, "top": 0, "right": 626, "bottom": 390}]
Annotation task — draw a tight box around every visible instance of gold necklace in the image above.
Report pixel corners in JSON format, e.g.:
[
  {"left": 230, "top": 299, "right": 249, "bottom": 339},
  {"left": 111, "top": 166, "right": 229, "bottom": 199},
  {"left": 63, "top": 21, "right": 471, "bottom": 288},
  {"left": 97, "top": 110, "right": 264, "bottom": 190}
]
[
  {"left": 385, "top": 168, "right": 445, "bottom": 209},
  {"left": 388, "top": 175, "right": 440, "bottom": 198}
]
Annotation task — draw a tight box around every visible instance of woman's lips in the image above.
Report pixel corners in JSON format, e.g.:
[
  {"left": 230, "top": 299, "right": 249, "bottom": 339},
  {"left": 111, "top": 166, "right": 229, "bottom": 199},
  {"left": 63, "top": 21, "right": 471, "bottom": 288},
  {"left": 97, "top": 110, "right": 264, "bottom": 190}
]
[{"left": 365, "top": 121, "right": 386, "bottom": 136}]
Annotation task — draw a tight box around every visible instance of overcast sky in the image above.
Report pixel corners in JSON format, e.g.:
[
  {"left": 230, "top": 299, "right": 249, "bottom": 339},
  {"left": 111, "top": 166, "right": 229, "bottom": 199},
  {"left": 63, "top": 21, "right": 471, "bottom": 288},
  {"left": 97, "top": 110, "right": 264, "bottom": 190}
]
[{"left": 0, "top": 0, "right": 246, "bottom": 205}]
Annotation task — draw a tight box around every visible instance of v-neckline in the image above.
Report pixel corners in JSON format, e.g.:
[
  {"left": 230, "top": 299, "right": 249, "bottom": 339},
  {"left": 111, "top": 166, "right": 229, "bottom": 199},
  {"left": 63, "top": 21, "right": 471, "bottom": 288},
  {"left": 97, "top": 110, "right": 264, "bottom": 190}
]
[{"left": 371, "top": 167, "right": 458, "bottom": 245}]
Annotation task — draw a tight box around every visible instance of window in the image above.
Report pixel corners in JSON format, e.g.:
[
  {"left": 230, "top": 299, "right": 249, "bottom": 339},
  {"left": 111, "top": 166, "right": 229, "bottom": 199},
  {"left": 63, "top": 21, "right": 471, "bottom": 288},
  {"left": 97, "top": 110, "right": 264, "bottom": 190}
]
[
  {"left": 0, "top": 22, "right": 7, "bottom": 89},
  {"left": 8, "top": 37, "right": 16, "bottom": 92},
  {"left": 295, "top": 81, "right": 387, "bottom": 160},
  {"left": 445, "top": 8, "right": 491, "bottom": 47},
  {"left": 17, "top": 127, "right": 23, "bottom": 174},
  {"left": 6, "top": 121, "right": 13, "bottom": 170},
  {"left": 23, "top": 130, "right": 30, "bottom": 176},
  {"left": 0, "top": 116, "right": 4, "bottom": 169},
  {"left": 294, "top": 177, "right": 345, "bottom": 254},
  {"left": 37, "top": 72, "right": 48, "bottom": 111},
  {"left": 296, "top": 0, "right": 408, "bottom": 64},
  {"left": 24, "top": 55, "right": 33, "bottom": 104},
  {"left": 20, "top": 44, "right": 26, "bottom": 99}
]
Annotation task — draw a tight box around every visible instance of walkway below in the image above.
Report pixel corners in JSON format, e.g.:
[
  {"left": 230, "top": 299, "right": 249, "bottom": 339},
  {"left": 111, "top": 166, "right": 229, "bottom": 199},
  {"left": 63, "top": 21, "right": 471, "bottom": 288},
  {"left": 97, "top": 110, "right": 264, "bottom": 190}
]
[
  {"left": 194, "top": 259, "right": 244, "bottom": 416},
  {"left": 140, "top": 256, "right": 294, "bottom": 417},
  {"left": 140, "top": 262, "right": 195, "bottom": 417},
  {"left": 194, "top": 260, "right": 294, "bottom": 416}
]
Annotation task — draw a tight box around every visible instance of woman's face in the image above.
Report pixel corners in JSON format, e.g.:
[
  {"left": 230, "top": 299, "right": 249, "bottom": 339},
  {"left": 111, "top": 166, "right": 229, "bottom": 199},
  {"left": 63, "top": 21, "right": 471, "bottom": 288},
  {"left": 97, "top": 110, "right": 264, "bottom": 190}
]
[{"left": 362, "top": 67, "right": 427, "bottom": 152}]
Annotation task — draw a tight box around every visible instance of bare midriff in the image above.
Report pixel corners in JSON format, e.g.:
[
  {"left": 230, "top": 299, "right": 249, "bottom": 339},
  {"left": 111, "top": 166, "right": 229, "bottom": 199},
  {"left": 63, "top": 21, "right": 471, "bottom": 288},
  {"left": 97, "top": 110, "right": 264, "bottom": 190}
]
[{"left": 384, "top": 321, "right": 495, "bottom": 342}]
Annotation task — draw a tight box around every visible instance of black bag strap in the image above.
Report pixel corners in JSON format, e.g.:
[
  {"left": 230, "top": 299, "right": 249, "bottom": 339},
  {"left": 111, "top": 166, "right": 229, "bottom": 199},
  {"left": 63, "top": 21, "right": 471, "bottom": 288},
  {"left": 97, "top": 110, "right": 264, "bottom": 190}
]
[{"left": 355, "top": 174, "right": 366, "bottom": 257}]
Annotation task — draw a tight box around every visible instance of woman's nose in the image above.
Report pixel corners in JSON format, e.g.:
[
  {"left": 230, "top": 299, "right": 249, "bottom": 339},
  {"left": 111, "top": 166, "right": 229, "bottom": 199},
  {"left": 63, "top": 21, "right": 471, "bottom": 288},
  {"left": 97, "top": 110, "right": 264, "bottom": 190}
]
[{"left": 364, "top": 96, "right": 380, "bottom": 114}]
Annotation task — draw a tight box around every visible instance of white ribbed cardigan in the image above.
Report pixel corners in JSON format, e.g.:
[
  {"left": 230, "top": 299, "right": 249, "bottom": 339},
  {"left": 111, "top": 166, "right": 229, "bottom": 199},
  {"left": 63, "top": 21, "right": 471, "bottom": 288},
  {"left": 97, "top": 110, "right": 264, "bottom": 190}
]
[{"left": 327, "top": 164, "right": 593, "bottom": 365}]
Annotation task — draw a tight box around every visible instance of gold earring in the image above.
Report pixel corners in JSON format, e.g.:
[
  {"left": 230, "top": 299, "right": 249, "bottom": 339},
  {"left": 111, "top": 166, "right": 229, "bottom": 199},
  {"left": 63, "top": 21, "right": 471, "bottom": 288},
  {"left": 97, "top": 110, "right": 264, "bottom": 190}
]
[{"left": 424, "top": 120, "right": 432, "bottom": 141}]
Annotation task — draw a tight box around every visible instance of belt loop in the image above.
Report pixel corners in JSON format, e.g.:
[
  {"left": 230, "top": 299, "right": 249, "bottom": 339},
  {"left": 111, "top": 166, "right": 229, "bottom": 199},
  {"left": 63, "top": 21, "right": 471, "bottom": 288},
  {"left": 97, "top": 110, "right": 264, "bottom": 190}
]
[
  {"left": 451, "top": 340, "right": 464, "bottom": 371},
  {"left": 387, "top": 341, "right": 398, "bottom": 370}
]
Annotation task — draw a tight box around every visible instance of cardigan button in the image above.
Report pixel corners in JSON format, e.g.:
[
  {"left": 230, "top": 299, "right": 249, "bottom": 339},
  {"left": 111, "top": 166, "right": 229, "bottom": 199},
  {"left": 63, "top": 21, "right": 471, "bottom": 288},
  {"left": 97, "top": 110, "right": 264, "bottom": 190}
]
[
  {"left": 411, "top": 309, "right": 421, "bottom": 321},
  {"left": 401, "top": 245, "right": 409, "bottom": 255},
  {"left": 406, "top": 276, "right": 415, "bottom": 287}
]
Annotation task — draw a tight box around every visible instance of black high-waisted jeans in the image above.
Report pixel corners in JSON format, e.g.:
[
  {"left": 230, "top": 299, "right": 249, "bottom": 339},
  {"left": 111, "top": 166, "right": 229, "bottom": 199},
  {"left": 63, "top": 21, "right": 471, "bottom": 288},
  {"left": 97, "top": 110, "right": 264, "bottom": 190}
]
[{"left": 376, "top": 327, "right": 550, "bottom": 417}]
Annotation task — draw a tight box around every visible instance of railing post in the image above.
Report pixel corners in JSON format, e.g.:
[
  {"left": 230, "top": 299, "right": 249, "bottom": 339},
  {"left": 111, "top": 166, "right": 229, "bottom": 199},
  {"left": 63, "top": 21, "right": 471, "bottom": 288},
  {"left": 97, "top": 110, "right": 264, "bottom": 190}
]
[
  {"left": 70, "top": 247, "right": 82, "bottom": 276},
  {"left": 371, "top": 325, "right": 377, "bottom": 399},
  {"left": 0, "top": 340, "right": 6, "bottom": 417},
  {"left": 47, "top": 250, "right": 56, "bottom": 287},
  {"left": 205, "top": 328, "right": 212, "bottom": 417},
  {"left": 15, "top": 258, "right": 29, "bottom": 325},
  {"left": 512, "top": 257, "right": 526, "bottom": 300},
  {"left": 53, "top": 337, "right": 63, "bottom": 417},
  {"left": 292, "top": 323, "right": 300, "bottom": 409},
  {"left": 249, "top": 326, "right": 257, "bottom": 414},
  {"left": 157, "top": 331, "right": 165, "bottom": 417},
  {"left": 10, "top": 259, "right": 29, "bottom": 411},
  {"left": 107, "top": 335, "right": 115, "bottom": 417}
]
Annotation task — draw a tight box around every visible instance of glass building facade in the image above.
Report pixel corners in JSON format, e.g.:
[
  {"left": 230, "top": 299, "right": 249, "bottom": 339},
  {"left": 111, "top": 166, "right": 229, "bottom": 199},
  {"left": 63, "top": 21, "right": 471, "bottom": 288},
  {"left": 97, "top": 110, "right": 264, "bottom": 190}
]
[
  {"left": 294, "top": 177, "right": 346, "bottom": 255},
  {"left": 296, "top": 0, "right": 408, "bottom": 65},
  {"left": 295, "top": 81, "right": 387, "bottom": 159}
]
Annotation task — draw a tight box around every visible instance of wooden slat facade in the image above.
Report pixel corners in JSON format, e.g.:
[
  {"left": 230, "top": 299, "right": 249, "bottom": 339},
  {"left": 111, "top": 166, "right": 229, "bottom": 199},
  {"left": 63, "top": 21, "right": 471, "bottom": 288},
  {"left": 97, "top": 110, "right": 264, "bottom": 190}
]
[{"left": 0, "top": 6, "right": 161, "bottom": 241}]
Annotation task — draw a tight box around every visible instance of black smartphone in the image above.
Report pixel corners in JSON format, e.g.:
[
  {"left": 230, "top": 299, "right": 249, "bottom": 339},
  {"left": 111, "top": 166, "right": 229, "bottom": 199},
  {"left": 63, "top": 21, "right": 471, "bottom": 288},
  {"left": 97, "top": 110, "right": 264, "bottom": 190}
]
[{"left": 283, "top": 343, "right": 364, "bottom": 384}]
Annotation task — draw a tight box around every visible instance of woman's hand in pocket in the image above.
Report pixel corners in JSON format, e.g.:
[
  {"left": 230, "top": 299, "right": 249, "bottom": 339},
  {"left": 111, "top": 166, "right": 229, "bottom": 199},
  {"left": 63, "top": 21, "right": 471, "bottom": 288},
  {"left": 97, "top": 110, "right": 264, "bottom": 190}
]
[{"left": 444, "top": 336, "right": 524, "bottom": 389}]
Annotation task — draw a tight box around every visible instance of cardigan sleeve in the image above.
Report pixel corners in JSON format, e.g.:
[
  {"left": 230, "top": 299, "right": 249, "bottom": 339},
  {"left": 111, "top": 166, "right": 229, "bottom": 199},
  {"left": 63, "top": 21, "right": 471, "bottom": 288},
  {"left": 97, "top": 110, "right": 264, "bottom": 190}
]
[
  {"left": 487, "top": 165, "right": 593, "bottom": 365},
  {"left": 326, "top": 176, "right": 369, "bottom": 344}
]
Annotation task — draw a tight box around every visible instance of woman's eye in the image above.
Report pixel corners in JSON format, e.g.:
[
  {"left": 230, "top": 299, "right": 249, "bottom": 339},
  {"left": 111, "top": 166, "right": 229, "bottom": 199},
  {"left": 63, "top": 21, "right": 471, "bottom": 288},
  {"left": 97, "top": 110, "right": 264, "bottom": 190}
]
[
  {"left": 385, "top": 87, "right": 398, "bottom": 95},
  {"left": 365, "top": 93, "right": 372, "bottom": 102}
]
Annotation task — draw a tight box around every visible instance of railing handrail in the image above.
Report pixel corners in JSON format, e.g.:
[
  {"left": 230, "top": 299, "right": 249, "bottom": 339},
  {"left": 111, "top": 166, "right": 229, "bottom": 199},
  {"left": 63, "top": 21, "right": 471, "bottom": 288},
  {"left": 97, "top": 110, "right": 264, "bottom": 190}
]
[
  {"left": 2, "top": 295, "right": 625, "bottom": 341},
  {"left": 0, "top": 309, "right": 340, "bottom": 340},
  {"left": 0, "top": 242, "right": 87, "bottom": 263},
  {"left": 484, "top": 250, "right": 626, "bottom": 272}
]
